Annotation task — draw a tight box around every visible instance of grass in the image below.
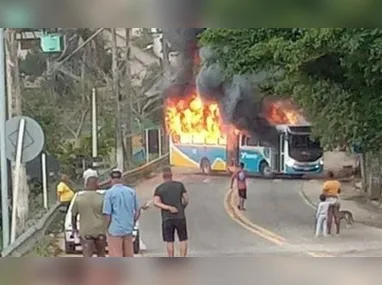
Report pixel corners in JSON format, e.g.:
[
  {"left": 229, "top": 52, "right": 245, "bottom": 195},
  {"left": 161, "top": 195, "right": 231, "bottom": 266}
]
[{"left": 24, "top": 235, "right": 62, "bottom": 257}]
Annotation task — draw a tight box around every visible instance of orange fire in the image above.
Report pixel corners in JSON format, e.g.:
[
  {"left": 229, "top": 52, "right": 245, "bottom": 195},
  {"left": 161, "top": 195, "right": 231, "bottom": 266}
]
[
  {"left": 265, "top": 100, "right": 306, "bottom": 125},
  {"left": 165, "top": 93, "right": 226, "bottom": 145}
]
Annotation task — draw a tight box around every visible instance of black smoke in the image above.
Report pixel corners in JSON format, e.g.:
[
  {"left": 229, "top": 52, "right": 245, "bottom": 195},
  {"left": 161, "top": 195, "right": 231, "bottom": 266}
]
[
  {"left": 161, "top": 28, "right": 205, "bottom": 97},
  {"left": 164, "top": 28, "right": 279, "bottom": 146}
]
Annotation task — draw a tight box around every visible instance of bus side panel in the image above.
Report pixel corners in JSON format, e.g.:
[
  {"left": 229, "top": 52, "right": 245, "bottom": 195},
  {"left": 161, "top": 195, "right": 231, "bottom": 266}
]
[
  {"left": 170, "top": 144, "right": 200, "bottom": 168},
  {"left": 171, "top": 144, "right": 226, "bottom": 170},
  {"left": 239, "top": 147, "right": 268, "bottom": 174}
]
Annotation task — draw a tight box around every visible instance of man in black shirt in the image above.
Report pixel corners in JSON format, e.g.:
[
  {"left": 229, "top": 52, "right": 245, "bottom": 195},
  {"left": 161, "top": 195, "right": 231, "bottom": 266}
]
[{"left": 153, "top": 166, "right": 189, "bottom": 257}]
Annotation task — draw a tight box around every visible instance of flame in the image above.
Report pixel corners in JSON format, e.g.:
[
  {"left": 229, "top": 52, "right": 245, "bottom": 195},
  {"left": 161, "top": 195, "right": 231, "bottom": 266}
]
[
  {"left": 265, "top": 100, "right": 305, "bottom": 125},
  {"left": 165, "top": 92, "right": 226, "bottom": 145}
]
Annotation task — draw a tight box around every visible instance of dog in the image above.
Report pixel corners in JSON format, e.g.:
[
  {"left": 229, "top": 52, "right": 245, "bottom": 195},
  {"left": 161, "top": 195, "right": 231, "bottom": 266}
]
[{"left": 338, "top": 210, "right": 355, "bottom": 227}]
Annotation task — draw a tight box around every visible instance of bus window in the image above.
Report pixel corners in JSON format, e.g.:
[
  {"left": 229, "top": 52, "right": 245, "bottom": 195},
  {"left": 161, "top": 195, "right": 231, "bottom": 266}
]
[
  {"left": 258, "top": 140, "right": 267, "bottom": 147},
  {"left": 180, "top": 134, "right": 193, "bottom": 144},
  {"left": 246, "top": 137, "right": 259, "bottom": 146},
  {"left": 240, "top": 135, "right": 247, "bottom": 146},
  {"left": 240, "top": 135, "right": 259, "bottom": 147},
  {"left": 193, "top": 135, "right": 205, "bottom": 144}
]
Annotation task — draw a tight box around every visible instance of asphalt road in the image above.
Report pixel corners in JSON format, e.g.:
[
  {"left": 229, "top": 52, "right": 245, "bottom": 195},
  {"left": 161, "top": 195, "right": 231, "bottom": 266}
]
[
  {"left": 138, "top": 170, "right": 382, "bottom": 257},
  {"left": 59, "top": 168, "right": 382, "bottom": 257},
  {"left": 138, "top": 172, "right": 280, "bottom": 257}
]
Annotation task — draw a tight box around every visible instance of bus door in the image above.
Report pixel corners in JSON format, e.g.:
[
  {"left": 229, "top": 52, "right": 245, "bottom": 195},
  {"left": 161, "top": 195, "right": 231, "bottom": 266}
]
[
  {"left": 279, "top": 133, "right": 285, "bottom": 173},
  {"left": 239, "top": 135, "right": 262, "bottom": 173},
  {"left": 226, "top": 131, "right": 239, "bottom": 172}
]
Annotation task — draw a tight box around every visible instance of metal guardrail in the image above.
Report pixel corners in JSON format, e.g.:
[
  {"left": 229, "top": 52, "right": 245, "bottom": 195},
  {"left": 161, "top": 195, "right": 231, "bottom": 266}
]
[{"left": 1, "top": 153, "right": 169, "bottom": 257}]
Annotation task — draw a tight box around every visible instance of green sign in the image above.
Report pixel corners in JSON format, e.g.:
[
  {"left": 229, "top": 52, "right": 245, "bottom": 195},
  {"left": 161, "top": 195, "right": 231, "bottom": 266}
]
[{"left": 40, "top": 34, "right": 62, "bottom": 53}]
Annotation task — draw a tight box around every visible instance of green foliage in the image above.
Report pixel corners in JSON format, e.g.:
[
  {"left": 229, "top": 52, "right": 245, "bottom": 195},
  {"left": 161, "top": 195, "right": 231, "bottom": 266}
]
[
  {"left": 25, "top": 235, "right": 60, "bottom": 257},
  {"left": 23, "top": 86, "right": 115, "bottom": 176},
  {"left": 19, "top": 49, "right": 47, "bottom": 79},
  {"left": 203, "top": 1, "right": 382, "bottom": 27},
  {"left": 23, "top": 89, "right": 63, "bottom": 155},
  {"left": 53, "top": 129, "right": 115, "bottom": 176},
  {"left": 200, "top": 28, "right": 382, "bottom": 152}
]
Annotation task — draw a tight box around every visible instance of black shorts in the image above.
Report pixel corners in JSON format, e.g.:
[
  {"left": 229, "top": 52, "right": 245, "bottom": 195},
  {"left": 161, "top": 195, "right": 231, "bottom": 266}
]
[
  {"left": 238, "top": 188, "right": 247, "bottom": 199},
  {"left": 162, "top": 219, "right": 188, "bottom": 242}
]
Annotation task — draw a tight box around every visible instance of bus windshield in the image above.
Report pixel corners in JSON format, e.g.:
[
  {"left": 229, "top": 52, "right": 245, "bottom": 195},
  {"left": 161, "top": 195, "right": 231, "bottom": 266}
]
[
  {"left": 288, "top": 134, "right": 323, "bottom": 162},
  {"left": 289, "top": 135, "right": 321, "bottom": 149}
]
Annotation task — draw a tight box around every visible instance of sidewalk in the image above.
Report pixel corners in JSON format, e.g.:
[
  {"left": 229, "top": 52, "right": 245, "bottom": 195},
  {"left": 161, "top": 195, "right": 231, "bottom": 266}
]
[{"left": 301, "top": 180, "right": 382, "bottom": 228}]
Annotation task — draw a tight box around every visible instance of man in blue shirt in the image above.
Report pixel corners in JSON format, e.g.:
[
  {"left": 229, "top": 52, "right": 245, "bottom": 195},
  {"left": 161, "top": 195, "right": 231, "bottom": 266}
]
[{"left": 103, "top": 169, "right": 140, "bottom": 257}]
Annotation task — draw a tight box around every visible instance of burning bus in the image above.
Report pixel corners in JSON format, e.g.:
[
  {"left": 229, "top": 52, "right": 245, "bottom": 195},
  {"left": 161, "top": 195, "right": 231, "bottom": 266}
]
[{"left": 165, "top": 92, "right": 324, "bottom": 178}]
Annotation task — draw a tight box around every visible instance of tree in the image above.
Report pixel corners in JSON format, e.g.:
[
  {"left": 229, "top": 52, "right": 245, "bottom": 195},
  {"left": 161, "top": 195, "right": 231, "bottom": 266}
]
[
  {"left": 200, "top": 28, "right": 382, "bottom": 153},
  {"left": 21, "top": 28, "right": 164, "bottom": 167},
  {"left": 203, "top": 1, "right": 382, "bottom": 27}
]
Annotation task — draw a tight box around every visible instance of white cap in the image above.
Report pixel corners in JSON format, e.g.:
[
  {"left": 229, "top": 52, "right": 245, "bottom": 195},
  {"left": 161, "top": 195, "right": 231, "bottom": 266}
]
[
  {"left": 83, "top": 169, "right": 98, "bottom": 184},
  {"left": 110, "top": 168, "right": 123, "bottom": 179}
]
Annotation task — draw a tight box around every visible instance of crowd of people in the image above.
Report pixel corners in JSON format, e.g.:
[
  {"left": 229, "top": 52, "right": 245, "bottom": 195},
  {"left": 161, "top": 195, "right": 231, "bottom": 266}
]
[
  {"left": 56, "top": 159, "right": 342, "bottom": 257},
  {"left": 56, "top": 166, "right": 189, "bottom": 258}
]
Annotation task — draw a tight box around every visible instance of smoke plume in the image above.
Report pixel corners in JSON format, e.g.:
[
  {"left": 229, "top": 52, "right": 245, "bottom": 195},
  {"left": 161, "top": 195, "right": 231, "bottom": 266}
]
[
  {"left": 164, "top": 28, "right": 279, "bottom": 146},
  {"left": 162, "top": 28, "right": 205, "bottom": 97}
]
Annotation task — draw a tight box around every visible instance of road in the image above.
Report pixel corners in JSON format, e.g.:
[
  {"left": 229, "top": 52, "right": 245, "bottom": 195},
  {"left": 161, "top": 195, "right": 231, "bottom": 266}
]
[
  {"left": 59, "top": 168, "right": 382, "bottom": 257},
  {"left": 138, "top": 169, "right": 382, "bottom": 257}
]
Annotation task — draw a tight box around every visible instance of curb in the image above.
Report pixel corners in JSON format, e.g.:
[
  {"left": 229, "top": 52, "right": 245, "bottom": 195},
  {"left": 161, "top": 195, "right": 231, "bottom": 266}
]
[
  {"left": 300, "top": 185, "right": 318, "bottom": 209},
  {"left": 225, "top": 188, "right": 334, "bottom": 257},
  {"left": 300, "top": 183, "right": 382, "bottom": 230}
]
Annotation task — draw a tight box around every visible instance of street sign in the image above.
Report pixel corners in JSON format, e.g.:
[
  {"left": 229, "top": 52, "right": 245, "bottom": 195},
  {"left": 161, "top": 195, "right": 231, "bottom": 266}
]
[
  {"left": 40, "top": 34, "right": 63, "bottom": 53},
  {"left": 5, "top": 116, "right": 45, "bottom": 163}
]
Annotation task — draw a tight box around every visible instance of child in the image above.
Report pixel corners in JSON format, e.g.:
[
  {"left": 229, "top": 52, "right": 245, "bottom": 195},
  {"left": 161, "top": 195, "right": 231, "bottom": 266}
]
[{"left": 315, "top": 194, "right": 331, "bottom": 237}]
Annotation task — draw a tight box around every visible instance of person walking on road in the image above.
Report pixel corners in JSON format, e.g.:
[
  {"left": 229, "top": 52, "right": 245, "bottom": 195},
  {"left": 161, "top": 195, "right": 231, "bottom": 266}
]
[
  {"left": 71, "top": 169, "right": 107, "bottom": 257},
  {"left": 57, "top": 174, "right": 75, "bottom": 212},
  {"left": 230, "top": 162, "right": 248, "bottom": 211},
  {"left": 103, "top": 169, "right": 141, "bottom": 257},
  {"left": 153, "top": 166, "right": 189, "bottom": 257},
  {"left": 322, "top": 171, "right": 341, "bottom": 235}
]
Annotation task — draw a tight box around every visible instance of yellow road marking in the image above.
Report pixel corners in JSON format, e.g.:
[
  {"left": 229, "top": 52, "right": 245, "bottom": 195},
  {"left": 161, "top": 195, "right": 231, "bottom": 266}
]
[
  {"left": 224, "top": 190, "right": 284, "bottom": 246},
  {"left": 224, "top": 189, "right": 334, "bottom": 257},
  {"left": 229, "top": 191, "right": 286, "bottom": 243}
]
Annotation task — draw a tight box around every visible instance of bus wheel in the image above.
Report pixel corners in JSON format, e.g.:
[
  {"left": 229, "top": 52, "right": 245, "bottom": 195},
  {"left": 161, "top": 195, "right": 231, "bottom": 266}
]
[
  {"left": 260, "top": 161, "right": 274, "bottom": 178},
  {"left": 201, "top": 159, "right": 211, "bottom": 175}
]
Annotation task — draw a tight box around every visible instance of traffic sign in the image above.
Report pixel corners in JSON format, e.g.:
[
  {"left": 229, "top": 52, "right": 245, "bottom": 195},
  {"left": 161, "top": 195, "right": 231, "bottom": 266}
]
[
  {"left": 5, "top": 116, "right": 45, "bottom": 163},
  {"left": 40, "top": 34, "right": 63, "bottom": 53}
]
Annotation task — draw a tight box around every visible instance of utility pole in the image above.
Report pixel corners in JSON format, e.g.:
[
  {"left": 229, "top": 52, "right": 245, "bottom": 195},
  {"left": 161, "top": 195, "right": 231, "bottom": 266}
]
[
  {"left": 5, "top": 31, "right": 13, "bottom": 119},
  {"left": 91, "top": 88, "right": 98, "bottom": 158},
  {"left": 6, "top": 29, "right": 29, "bottom": 233},
  {"left": 124, "top": 28, "right": 133, "bottom": 168},
  {"left": 0, "top": 28, "right": 10, "bottom": 249},
  {"left": 111, "top": 28, "right": 124, "bottom": 171},
  {"left": 160, "top": 32, "right": 170, "bottom": 154}
]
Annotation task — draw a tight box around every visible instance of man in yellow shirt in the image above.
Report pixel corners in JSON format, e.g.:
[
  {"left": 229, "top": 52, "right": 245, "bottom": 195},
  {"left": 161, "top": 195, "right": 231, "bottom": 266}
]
[
  {"left": 322, "top": 171, "right": 341, "bottom": 235},
  {"left": 57, "top": 174, "right": 75, "bottom": 210}
]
